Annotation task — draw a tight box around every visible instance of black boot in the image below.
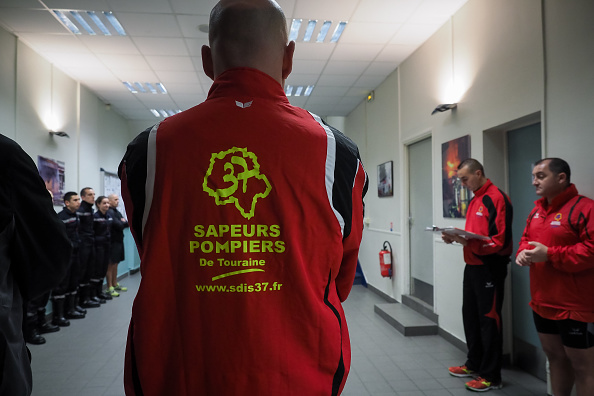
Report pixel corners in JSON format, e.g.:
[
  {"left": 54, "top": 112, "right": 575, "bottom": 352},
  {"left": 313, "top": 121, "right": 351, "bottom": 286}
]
[
  {"left": 37, "top": 307, "right": 59, "bottom": 334},
  {"left": 73, "top": 293, "right": 87, "bottom": 314},
  {"left": 25, "top": 327, "right": 46, "bottom": 345},
  {"left": 65, "top": 294, "right": 85, "bottom": 319},
  {"left": 89, "top": 282, "right": 106, "bottom": 304},
  {"left": 51, "top": 298, "right": 70, "bottom": 327},
  {"left": 80, "top": 285, "right": 100, "bottom": 308},
  {"left": 97, "top": 282, "right": 112, "bottom": 301}
]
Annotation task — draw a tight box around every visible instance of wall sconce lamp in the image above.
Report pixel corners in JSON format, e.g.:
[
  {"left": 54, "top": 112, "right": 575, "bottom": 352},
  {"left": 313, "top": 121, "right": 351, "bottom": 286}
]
[
  {"left": 49, "top": 130, "right": 70, "bottom": 138},
  {"left": 431, "top": 103, "right": 457, "bottom": 115}
]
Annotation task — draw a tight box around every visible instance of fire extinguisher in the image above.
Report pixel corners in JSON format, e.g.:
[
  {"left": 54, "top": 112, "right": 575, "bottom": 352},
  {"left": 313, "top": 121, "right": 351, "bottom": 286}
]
[{"left": 379, "top": 241, "right": 393, "bottom": 278}]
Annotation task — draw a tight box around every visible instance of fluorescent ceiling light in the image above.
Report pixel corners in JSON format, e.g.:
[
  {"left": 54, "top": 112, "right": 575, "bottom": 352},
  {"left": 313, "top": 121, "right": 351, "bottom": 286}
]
[
  {"left": 53, "top": 10, "right": 81, "bottom": 35},
  {"left": 289, "top": 19, "right": 302, "bottom": 41},
  {"left": 316, "top": 21, "right": 331, "bottom": 43},
  {"left": 304, "top": 85, "right": 314, "bottom": 96},
  {"left": 159, "top": 110, "right": 169, "bottom": 117},
  {"left": 294, "top": 86, "right": 304, "bottom": 96},
  {"left": 123, "top": 81, "right": 137, "bottom": 93},
  {"left": 285, "top": 85, "right": 293, "bottom": 96},
  {"left": 285, "top": 85, "right": 314, "bottom": 97},
  {"left": 134, "top": 82, "right": 146, "bottom": 93},
  {"left": 330, "top": 21, "right": 347, "bottom": 43},
  {"left": 104, "top": 11, "right": 126, "bottom": 36},
  {"left": 150, "top": 109, "right": 160, "bottom": 117},
  {"left": 145, "top": 83, "right": 157, "bottom": 94},
  {"left": 87, "top": 11, "right": 110, "bottom": 35},
  {"left": 303, "top": 20, "right": 316, "bottom": 42},
  {"left": 70, "top": 11, "right": 95, "bottom": 35},
  {"left": 166, "top": 110, "right": 176, "bottom": 116},
  {"left": 52, "top": 9, "right": 126, "bottom": 36},
  {"left": 156, "top": 83, "right": 167, "bottom": 94}
]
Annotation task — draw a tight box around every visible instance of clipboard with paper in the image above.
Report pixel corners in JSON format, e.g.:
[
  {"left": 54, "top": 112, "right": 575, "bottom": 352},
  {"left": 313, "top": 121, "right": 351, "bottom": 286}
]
[{"left": 425, "top": 225, "right": 490, "bottom": 240}]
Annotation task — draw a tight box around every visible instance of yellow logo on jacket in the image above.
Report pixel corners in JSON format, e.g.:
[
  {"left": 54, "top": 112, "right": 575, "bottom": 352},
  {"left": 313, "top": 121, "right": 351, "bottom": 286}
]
[{"left": 203, "top": 147, "right": 272, "bottom": 219}]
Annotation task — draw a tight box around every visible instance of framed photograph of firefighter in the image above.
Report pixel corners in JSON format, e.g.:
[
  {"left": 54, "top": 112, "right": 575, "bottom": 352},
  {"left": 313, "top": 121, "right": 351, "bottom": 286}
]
[
  {"left": 37, "top": 155, "right": 65, "bottom": 206},
  {"left": 377, "top": 161, "right": 393, "bottom": 197},
  {"left": 441, "top": 135, "right": 471, "bottom": 218}
]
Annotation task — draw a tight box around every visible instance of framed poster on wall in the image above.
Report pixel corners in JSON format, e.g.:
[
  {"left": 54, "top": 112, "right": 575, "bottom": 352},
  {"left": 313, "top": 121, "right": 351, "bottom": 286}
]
[
  {"left": 38, "top": 155, "right": 65, "bottom": 206},
  {"left": 441, "top": 135, "right": 471, "bottom": 218},
  {"left": 377, "top": 161, "right": 393, "bottom": 197}
]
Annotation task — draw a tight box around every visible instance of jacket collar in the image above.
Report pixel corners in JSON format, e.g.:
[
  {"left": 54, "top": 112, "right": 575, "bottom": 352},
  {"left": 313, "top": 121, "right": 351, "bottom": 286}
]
[
  {"left": 473, "top": 179, "right": 493, "bottom": 197},
  {"left": 206, "top": 68, "right": 289, "bottom": 104},
  {"left": 536, "top": 183, "right": 578, "bottom": 212}
]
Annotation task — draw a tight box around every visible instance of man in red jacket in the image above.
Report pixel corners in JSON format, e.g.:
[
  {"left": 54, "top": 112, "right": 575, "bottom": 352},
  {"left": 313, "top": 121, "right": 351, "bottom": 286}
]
[
  {"left": 442, "top": 158, "right": 513, "bottom": 392},
  {"left": 118, "top": 0, "right": 367, "bottom": 395},
  {"left": 516, "top": 158, "right": 594, "bottom": 396}
]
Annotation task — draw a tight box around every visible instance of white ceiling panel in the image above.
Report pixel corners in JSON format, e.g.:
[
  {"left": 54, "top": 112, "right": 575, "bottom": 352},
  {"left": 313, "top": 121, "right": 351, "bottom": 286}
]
[
  {"left": 78, "top": 36, "right": 140, "bottom": 55},
  {"left": 98, "top": 54, "right": 151, "bottom": 71},
  {"left": 146, "top": 56, "right": 195, "bottom": 72},
  {"left": 168, "top": 0, "right": 218, "bottom": 15},
  {"left": 116, "top": 13, "right": 182, "bottom": 37},
  {"left": 106, "top": 0, "right": 172, "bottom": 14},
  {"left": 132, "top": 37, "right": 189, "bottom": 56},
  {"left": 330, "top": 43, "right": 383, "bottom": 62},
  {"left": 176, "top": 14, "right": 210, "bottom": 39},
  {"left": 324, "top": 60, "right": 370, "bottom": 76},
  {"left": 42, "top": 0, "right": 111, "bottom": 10},
  {"left": 0, "top": 0, "right": 469, "bottom": 120},
  {"left": 352, "top": 0, "right": 420, "bottom": 24},
  {"left": 339, "top": 22, "right": 402, "bottom": 45},
  {"left": 0, "top": 9, "right": 68, "bottom": 34},
  {"left": 291, "top": 0, "right": 358, "bottom": 21}
]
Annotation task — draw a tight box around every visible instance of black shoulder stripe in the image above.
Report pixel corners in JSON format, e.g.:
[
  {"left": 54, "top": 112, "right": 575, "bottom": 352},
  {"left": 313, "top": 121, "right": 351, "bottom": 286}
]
[
  {"left": 119, "top": 127, "right": 153, "bottom": 244},
  {"left": 568, "top": 196, "right": 584, "bottom": 234},
  {"left": 324, "top": 271, "right": 345, "bottom": 396},
  {"left": 327, "top": 123, "right": 366, "bottom": 240}
]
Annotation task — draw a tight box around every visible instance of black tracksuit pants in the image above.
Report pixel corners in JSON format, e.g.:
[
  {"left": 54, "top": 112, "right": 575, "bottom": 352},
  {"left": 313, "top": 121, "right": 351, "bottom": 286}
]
[{"left": 462, "top": 262, "right": 507, "bottom": 382}]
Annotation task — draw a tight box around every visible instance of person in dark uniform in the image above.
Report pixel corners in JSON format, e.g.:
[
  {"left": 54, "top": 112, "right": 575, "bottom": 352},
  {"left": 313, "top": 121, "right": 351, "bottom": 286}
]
[
  {"left": 92, "top": 196, "right": 113, "bottom": 301},
  {"left": 0, "top": 134, "right": 71, "bottom": 394},
  {"left": 77, "top": 187, "right": 102, "bottom": 307},
  {"left": 106, "top": 194, "right": 128, "bottom": 297},
  {"left": 56, "top": 192, "right": 86, "bottom": 322}
]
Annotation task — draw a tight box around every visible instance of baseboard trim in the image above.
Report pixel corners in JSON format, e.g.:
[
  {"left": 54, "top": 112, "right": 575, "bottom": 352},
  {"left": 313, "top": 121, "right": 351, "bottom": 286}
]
[{"left": 367, "top": 283, "right": 398, "bottom": 303}]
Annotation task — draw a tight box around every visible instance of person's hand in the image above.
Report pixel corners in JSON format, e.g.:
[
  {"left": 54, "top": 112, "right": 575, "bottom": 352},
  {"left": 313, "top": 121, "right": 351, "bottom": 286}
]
[
  {"left": 516, "top": 250, "right": 531, "bottom": 266},
  {"left": 525, "top": 242, "right": 549, "bottom": 263},
  {"left": 442, "top": 232, "right": 455, "bottom": 244}
]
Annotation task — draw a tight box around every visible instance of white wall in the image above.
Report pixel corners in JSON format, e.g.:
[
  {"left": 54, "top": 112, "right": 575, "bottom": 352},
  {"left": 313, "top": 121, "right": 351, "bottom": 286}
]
[{"left": 342, "top": 0, "right": 594, "bottom": 345}]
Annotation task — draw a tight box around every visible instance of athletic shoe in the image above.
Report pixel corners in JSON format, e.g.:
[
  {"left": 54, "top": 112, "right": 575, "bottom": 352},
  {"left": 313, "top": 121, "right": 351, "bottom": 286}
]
[
  {"left": 108, "top": 286, "right": 120, "bottom": 297},
  {"left": 115, "top": 283, "right": 127, "bottom": 292},
  {"left": 448, "top": 365, "right": 475, "bottom": 377},
  {"left": 465, "top": 377, "right": 503, "bottom": 392}
]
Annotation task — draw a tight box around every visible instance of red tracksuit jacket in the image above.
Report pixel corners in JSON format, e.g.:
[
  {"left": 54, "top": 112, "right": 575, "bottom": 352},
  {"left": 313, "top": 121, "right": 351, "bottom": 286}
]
[
  {"left": 463, "top": 180, "right": 513, "bottom": 265},
  {"left": 119, "top": 68, "right": 368, "bottom": 396},
  {"left": 517, "top": 184, "right": 594, "bottom": 322}
]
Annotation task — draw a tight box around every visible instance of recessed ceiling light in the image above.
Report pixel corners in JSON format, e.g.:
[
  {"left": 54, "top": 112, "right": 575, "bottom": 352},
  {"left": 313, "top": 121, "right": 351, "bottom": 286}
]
[
  {"left": 285, "top": 85, "right": 293, "bottom": 96},
  {"left": 289, "top": 19, "right": 302, "bottom": 41},
  {"left": 159, "top": 110, "right": 169, "bottom": 117},
  {"left": 285, "top": 84, "right": 314, "bottom": 97},
  {"left": 330, "top": 21, "right": 347, "bottom": 43},
  {"left": 316, "top": 21, "right": 331, "bottom": 43},
  {"left": 150, "top": 109, "right": 160, "bottom": 117},
  {"left": 303, "top": 20, "right": 317, "bottom": 42},
  {"left": 304, "top": 85, "right": 314, "bottom": 96},
  {"left": 294, "top": 86, "right": 304, "bottom": 97},
  {"left": 51, "top": 9, "right": 126, "bottom": 36},
  {"left": 123, "top": 82, "right": 168, "bottom": 94}
]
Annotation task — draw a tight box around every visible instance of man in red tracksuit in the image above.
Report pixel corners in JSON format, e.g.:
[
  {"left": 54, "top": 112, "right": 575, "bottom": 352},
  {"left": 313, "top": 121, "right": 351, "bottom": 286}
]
[
  {"left": 442, "top": 158, "right": 513, "bottom": 392},
  {"left": 118, "top": 1, "right": 368, "bottom": 395},
  {"left": 516, "top": 158, "right": 594, "bottom": 396}
]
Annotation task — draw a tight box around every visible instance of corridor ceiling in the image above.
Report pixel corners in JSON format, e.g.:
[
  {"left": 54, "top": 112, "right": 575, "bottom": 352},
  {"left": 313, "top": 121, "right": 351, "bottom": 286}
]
[{"left": 0, "top": 0, "right": 468, "bottom": 120}]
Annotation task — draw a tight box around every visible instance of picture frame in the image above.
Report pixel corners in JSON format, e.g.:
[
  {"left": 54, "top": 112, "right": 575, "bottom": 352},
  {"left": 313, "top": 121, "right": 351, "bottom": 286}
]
[
  {"left": 377, "top": 161, "right": 393, "bottom": 197},
  {"left": 441, "top": 135, "right": 471, "bottom": 218}
]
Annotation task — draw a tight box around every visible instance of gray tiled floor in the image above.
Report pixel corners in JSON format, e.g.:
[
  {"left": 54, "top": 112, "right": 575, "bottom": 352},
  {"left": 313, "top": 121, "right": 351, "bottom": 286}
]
[{"left": 29, "top": 274, "right": 547, "bottom": 395}]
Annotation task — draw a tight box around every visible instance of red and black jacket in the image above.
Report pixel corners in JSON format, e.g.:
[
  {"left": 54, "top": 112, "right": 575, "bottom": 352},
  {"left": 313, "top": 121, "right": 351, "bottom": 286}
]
[
  {"left": 463, "top": 180, "right": 513, "bottom": 265},
  {"left": 119, "top": 68, "right": 367, "bottom": 396},
  {"left": 517, "top": 184, "right": 594, "bottom": 321}
]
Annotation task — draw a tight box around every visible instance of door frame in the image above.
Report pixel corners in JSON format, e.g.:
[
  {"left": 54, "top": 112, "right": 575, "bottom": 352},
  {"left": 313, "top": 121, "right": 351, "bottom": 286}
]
[{"left": 402, "top": 130, "right": 433, "bottom": 301}]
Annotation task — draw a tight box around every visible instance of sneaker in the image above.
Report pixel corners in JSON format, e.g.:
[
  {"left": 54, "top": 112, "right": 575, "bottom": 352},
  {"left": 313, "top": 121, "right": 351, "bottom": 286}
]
[
  {"left": 448, "top": 365, "right": 475, "bottom": 377},
  {"left": 115, "top": 283, "right": 127, "bottom": 292},
  {"left": 108, "top": 287, "right": 120, "bottom": 297},
  {"left": 465, "top": 377, "right": 502, "bottom": 392}
]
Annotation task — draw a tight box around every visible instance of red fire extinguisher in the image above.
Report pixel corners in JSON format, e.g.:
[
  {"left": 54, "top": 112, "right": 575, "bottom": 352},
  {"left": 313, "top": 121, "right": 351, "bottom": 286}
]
[{"left": 379, "top": 241, "right": 393, "bottom": 278}]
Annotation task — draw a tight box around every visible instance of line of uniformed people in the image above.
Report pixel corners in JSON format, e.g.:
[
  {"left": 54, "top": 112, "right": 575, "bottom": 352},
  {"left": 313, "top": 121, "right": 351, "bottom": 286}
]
[{"left": 24, "top": 188, "right": 129, "bottom": 344}]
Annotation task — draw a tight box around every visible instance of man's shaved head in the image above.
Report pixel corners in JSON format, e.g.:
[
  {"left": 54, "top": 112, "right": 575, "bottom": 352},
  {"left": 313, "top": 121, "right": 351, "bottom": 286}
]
[{"left": 203, "top": 0, "right": 294, "bottom": 84}]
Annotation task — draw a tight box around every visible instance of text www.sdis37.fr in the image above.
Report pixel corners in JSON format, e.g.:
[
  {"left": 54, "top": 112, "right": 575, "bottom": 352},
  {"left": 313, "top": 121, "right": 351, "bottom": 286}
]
[{"left": 195, "top": 282, "right": 283, "bottom": 293}]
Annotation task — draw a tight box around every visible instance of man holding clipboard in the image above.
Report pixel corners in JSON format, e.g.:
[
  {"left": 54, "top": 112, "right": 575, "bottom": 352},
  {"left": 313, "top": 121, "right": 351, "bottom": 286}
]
[{"left": 442, "top": 158, "right": 513, "bottom": 392}]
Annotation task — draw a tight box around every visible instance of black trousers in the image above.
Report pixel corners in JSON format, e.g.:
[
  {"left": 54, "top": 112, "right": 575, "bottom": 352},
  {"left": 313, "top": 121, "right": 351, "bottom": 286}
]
[
  {"left": 462, "top": 262, "right": 507, "bottom": 382},
  {"left": 78, "top": 237, "right": 94, "bottom": 286},
  {"left": 93, "top": 242, "right": 110, "bottom": 281},
  {"left": 53, "top": 247, "right": 80, "bottom": 297}
]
